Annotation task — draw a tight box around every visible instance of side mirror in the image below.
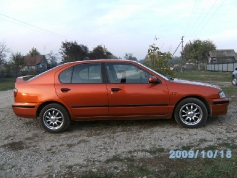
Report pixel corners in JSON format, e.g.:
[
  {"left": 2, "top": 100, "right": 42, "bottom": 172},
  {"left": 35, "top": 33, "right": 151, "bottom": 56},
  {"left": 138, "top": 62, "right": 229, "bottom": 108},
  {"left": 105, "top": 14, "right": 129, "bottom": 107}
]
[{"left": 149, "top": 76, "right": 160, "bottom": 84}]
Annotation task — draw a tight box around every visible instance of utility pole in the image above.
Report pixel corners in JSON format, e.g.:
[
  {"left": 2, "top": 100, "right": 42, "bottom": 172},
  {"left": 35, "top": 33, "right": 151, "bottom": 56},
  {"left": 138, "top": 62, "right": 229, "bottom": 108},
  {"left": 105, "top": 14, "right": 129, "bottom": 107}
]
[{"left": 172, "top": 36, "right": 184, "bottom": 57}]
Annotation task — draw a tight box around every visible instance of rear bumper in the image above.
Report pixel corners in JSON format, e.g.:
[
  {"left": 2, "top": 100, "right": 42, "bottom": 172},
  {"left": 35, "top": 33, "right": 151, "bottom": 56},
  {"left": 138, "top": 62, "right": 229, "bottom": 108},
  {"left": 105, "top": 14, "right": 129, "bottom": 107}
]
[
  {"left": 12, "top": 103, "right": 38, "bottom": 118},
  {"left": 210, "top": 98, "right": 229, "bottom": 117}
]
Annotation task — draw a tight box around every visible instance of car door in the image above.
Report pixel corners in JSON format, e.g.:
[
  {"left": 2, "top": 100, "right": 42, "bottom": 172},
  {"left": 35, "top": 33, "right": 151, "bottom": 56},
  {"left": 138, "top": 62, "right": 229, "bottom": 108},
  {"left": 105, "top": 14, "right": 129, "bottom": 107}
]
[
  {"left": 105, "top": 62, "right": 169, "bottom": 117},
  {"left": 54, "top": 63, "right": 109, "bottom": 118}
]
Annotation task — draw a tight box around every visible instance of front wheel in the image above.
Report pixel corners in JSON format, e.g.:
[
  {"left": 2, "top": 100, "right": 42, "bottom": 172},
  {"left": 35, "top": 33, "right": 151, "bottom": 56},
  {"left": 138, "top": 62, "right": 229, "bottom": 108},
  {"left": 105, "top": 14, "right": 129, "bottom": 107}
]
[
  {"left": 39, "top": 103, "right": 70, "bottom": 133},
  {"left": 174, "top": 98, "right": 208, "bottom": 128}
]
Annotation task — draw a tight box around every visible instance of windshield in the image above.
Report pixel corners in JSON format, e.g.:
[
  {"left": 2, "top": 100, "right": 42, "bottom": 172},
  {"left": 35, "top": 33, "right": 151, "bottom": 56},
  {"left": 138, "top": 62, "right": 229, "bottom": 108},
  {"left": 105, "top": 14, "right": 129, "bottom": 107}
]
[{"left": 137, "top": 62, "right": 170, "bottom": 80}]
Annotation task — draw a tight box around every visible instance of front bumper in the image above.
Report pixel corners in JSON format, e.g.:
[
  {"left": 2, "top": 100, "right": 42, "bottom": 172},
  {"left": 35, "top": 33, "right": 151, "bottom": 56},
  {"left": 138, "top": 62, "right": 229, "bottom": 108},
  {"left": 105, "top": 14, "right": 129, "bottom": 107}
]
[{"left": 210, "top": 98, "right": 229, "bottom": 117}]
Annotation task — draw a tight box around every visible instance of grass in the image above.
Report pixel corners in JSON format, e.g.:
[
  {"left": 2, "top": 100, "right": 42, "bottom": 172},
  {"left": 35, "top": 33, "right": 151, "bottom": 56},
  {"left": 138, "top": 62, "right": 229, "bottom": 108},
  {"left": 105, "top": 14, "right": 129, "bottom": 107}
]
[
  {"left": 54, "top": 144, "right": 236, "bottom": 177},
  {"left": 82, "top": 146, "right": 236, "bottom": 178},
  {"left": 0, "top": 78, "right": 15, "bottom": 91},
  {"left": 174, "top": 71, "right": 232, "bottom": 82},
  {"left": 222, "top": 87, "right": 236, "bottom": 98}
]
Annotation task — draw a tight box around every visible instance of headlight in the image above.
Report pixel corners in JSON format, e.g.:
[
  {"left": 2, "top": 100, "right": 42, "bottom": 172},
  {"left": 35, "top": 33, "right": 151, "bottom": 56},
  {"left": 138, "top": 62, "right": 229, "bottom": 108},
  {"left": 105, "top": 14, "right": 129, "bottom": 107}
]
[{"left": 219, "top": 91, "right": 226, "bottom": 98}]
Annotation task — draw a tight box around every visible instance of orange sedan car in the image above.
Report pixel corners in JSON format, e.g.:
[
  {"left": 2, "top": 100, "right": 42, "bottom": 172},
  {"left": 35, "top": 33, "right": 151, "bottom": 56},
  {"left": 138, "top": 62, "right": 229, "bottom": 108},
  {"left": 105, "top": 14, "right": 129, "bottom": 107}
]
[{"left": 12, "top": 59, "right": 229, "bottom": 133}]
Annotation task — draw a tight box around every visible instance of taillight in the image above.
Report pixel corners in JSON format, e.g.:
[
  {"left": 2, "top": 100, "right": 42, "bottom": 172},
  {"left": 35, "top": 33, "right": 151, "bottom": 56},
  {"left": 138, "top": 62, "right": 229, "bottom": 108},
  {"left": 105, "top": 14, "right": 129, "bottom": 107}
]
[{"left": 14, "top": 88, "right": 18, "bottom": 97}]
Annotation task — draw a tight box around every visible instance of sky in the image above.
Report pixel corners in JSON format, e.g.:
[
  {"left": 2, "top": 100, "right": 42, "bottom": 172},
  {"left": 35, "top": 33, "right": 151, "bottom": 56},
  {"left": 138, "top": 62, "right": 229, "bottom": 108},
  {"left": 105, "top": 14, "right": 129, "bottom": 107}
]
[{"left": 1, "top": 0, "right": 237, "bottom": 61}]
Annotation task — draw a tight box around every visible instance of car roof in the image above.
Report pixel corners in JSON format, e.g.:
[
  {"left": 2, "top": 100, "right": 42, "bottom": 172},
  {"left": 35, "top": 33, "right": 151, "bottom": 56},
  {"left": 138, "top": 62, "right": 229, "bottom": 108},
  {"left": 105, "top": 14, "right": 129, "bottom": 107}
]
[{"left": 63, "top": 59, "right": 136, "bottom": 65}]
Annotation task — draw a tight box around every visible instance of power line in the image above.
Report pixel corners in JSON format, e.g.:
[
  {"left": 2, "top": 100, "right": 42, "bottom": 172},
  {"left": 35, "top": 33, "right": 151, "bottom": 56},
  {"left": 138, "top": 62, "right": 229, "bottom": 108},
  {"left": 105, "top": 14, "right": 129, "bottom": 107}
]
[
  {"left": 172, "top": 36, "right": 184, "bottom": 57},
  {"left": 0, "top": 12, "right": 67, "bottom": 38},
  {"left": 188, "top": 0, "right": 218, "bottom": 39},
  {"left": 186, "top": 1, "right": 210, "bottom": 39},
  {"left": 172, "top": 41, "right": 182, "bottom": 56},
  {"left": 190, "top": 0, "right": 226, "bottom": 38},
  {"left": 183, "top": 0, "right": 199, "bottom": 37}
]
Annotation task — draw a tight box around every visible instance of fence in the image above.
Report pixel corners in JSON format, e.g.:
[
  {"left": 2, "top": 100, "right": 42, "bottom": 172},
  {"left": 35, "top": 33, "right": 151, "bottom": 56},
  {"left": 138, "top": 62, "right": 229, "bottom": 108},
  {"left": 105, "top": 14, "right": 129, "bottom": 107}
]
[{"left": 207, "top": 62, "right": 237, "bottom": 72}]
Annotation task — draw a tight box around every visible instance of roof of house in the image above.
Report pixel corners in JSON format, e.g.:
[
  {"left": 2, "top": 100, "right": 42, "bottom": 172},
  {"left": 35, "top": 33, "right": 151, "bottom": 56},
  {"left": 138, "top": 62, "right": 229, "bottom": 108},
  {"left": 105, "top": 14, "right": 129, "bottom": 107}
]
[
  {"left": 24, "top": 55, "right": 47, "bottom": 66},
  {"left": 209, "top": 49, "right": 237, "bottom": 58}
]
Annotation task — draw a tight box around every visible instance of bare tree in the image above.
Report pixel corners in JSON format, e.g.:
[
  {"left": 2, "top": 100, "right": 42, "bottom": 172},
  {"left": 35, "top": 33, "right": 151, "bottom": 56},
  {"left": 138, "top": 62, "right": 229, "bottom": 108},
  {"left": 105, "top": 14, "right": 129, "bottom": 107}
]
[
  {"left": 0, "top": 41, "right": 10, "bottom": 66},
  {"left": 0, "top": 42, "right": 10, "bottom": 77},
  {"left": 47, "top": 51, "right": 58, "bottom": 68}
]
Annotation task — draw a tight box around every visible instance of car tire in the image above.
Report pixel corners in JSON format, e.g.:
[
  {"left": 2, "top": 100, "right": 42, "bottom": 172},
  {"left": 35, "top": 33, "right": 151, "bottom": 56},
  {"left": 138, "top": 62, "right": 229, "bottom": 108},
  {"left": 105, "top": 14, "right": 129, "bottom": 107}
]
[
  {"left": 174, "top": 98, "right": 208, "bottom": 128},
  {"left": 39, "top": 103, "right": 70, "bottom": 133}
]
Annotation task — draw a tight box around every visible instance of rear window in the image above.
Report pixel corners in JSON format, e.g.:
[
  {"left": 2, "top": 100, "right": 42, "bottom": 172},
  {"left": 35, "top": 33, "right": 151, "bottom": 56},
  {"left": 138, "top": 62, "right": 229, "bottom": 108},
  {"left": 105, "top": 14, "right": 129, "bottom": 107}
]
[
  {"left": 59, "top": 63, "right": 102, "bottom": 84},
  {"left": 59, "top": 67, "right": 73, "bottom": 83}
]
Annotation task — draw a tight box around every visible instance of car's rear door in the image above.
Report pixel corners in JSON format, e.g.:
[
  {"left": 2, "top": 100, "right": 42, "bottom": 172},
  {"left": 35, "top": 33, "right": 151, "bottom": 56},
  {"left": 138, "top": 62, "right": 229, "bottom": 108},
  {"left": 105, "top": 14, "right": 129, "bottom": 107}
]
[
  {"left": 54, "top": 62, "right": 109, "bottom": 118},
  {"left": 105, "top": 62, "right": 169, "bottom": 117}
]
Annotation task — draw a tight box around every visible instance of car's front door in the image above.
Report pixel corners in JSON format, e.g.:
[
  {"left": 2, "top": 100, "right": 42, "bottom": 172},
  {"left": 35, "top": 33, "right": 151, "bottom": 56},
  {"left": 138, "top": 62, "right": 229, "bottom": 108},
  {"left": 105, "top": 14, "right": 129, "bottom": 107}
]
[
  {"left": 105, "top": 62, "right": 169, "bottom": 117},
  {"left": 55, "top": 63, "right": 108, "bottom": 118}
]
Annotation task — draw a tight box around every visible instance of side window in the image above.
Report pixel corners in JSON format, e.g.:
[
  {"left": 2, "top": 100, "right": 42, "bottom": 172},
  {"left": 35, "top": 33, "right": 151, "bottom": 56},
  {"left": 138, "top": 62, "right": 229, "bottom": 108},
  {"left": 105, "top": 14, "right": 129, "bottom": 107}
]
[
  {"left": 59, "top": 67, "right": 73, "bottom": 83},
  {"left": 72, "top": 63, "right": 102, "bottom": 83},
  {"left": 106, "top": 63, "right": 151, "bottom": 84}
]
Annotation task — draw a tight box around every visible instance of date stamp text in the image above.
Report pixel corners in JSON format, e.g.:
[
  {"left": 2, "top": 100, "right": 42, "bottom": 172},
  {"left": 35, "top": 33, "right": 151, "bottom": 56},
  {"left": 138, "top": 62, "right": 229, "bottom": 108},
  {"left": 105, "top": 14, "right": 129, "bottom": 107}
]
[{"left": 169, "top": 149, "right": 232, "bottom": 159}]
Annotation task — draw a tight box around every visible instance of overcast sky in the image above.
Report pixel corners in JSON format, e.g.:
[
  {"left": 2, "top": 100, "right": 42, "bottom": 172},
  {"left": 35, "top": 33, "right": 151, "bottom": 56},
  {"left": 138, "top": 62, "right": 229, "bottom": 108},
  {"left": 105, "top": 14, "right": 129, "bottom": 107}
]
[{"left": 1, "top": 0, "right": 237, "bottom": 60}]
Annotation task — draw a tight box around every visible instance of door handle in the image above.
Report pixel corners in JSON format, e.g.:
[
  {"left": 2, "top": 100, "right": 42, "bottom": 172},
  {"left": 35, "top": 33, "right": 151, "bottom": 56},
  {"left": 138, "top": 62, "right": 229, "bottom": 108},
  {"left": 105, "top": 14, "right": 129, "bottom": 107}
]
[
  {"left": 111, "top": 88, "right": 121, "bottom": 92},
  {"left": 61, "top": 88, "right": 71, "bottom": 92}
]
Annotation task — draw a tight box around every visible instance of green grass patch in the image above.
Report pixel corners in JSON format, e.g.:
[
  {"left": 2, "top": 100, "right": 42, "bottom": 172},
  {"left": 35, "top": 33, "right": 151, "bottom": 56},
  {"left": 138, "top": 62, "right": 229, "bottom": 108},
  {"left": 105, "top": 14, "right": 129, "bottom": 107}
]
[
  {"left": 141, "top": 147, "right": 165, "bottom": 155},
  {"left": 105, "top": 155, "right": 135, "bottom": 163},
  {"left": 181, "top": 145, "right": 193, "bottom": 150},
  {"left": 201, "top": 145, "right": 218, "bottom": 151},
  {"left": 78, "top": 154, "right": 237, "bottom": 178},
  {"left": 222, "top": 87, "right": 236, "bottom": 98},
  {"left": 79, "top": 174, "right": 115, "bottom": 178},
  {"left": 0, "top": 78, "right": 15, "bottom": 91},
  {"left": 174, "top": 71, "right": 231, "bottom": 82},
  {"left": 165, "top": 157, "right": 237, "bottom": 178},
  {"left": 126, "top": 147, "right": 165, "bottom": 156},
  {"left": 219, "top": 143, "right": 237, "bottom": 149}
]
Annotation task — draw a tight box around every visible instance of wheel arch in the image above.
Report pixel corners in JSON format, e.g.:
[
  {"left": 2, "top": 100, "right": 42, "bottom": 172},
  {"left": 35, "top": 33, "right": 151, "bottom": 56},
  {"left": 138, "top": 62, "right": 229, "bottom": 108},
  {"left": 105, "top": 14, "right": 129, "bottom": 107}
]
[
  {"left": 173, "top": 95, "right": 211, "bottom": 117},
  {"left": 36, "top": 101, "right": 71, "bottom": 119}
]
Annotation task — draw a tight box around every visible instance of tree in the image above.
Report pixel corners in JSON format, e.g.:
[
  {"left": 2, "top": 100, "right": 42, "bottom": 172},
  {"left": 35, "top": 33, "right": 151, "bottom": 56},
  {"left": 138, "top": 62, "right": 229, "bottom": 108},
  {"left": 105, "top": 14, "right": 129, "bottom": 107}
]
[
  {"left": 3, "top": 62, "right": 12, "bottom": 77},
  {"left": 9, "top": 52, "right": 25, "bottom": 76},
  {"left": 60, "top": 41, "right": 89, "bottom": 63},
  {"left": 28, "top": 47, "right": 40, "bottom": 56},
  {"left": 89, "top": 45, "right": 113, "bottom": 59},
  {"left": 47, "top": 51, "right": 58, "bottom": 68},
  {"left": 182, "top": 39, "right": 216, "bottom": 63},
  {"left": 0, "top": 41, "right": 10, "bottom": 66},
  {"left": 144, "top": 42, "right": 173, "bottom": 76},
  {"left": 124, "top": 53, "right": 137, "bottom": 61}
]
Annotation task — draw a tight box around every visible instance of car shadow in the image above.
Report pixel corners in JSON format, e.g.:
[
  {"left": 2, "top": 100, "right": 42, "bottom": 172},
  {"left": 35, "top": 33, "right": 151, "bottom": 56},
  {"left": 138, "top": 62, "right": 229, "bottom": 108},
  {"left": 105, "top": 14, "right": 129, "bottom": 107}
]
[{"left": 67, "top": 119, "right": 177, "bottom": 134}]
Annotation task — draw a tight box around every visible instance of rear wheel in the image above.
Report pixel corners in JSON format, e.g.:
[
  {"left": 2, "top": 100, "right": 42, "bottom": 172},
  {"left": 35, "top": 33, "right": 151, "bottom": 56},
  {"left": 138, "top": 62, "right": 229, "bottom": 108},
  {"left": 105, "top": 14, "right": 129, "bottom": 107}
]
[
  {"left": 39, "top": 103, "right": 70, "bottom": 133},
  {"left": 174, "top": 98, "right": 208, "bottom": 128}
]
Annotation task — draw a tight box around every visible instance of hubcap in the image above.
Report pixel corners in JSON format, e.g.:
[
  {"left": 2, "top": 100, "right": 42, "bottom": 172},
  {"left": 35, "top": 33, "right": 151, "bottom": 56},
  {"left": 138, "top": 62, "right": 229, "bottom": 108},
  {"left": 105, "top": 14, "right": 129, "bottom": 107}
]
[
  {"left": 179, "top": 103, "right": 203, "bottom": 126},
  {"left": 43, "top": 108, "right": 64, "bottom": 130}
]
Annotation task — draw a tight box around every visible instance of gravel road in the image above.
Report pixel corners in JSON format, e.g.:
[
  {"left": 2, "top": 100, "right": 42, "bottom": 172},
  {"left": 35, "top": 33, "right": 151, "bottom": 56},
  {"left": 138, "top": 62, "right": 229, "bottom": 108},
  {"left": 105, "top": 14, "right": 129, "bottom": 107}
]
[{"left": 0, "top": 89, "right": 236, "bottom": 177}]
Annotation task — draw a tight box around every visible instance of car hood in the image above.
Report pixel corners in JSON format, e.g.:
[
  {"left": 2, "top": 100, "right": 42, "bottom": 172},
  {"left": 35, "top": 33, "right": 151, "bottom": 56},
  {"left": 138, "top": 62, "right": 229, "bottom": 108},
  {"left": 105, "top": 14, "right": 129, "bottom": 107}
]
[{"left": 172, "top": 78, "right": 221, "bottom": 90}]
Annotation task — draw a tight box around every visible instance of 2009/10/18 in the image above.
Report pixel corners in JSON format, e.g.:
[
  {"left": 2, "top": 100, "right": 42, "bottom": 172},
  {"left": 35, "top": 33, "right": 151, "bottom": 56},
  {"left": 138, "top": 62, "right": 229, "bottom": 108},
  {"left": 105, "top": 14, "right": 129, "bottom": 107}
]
[{"left": 169, "top": 150, "right": 232, "bottom": 159}]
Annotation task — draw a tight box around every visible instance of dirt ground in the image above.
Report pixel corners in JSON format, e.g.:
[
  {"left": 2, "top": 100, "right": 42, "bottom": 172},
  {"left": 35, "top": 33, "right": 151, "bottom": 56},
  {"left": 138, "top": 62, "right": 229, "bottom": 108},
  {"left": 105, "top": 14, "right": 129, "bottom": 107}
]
[{"left": 0, "top": 86, "right": 236, "bottom": 177}]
